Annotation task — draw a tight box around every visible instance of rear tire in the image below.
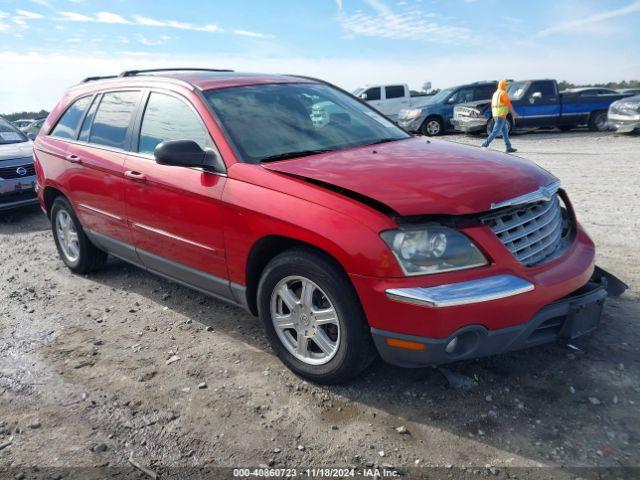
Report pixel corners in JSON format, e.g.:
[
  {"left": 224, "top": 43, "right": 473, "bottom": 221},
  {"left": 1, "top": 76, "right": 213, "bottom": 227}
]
[
  {"left": 257, "top": 248, "right": 376, "bottom": 384},
  {"left": 421, "top": 116, "right": 444, "bottom": 136},
  {"left": 588, "top": 111, "right": 608, "bottom": 132},
  {"left": 51, "top": 197, "right": 107, "bottom": 274}
]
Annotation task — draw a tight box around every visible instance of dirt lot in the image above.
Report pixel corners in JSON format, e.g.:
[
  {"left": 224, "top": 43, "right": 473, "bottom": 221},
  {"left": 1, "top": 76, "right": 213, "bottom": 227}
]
[{"left": 1, "top": 130, "right": 639, "bottom": 479}]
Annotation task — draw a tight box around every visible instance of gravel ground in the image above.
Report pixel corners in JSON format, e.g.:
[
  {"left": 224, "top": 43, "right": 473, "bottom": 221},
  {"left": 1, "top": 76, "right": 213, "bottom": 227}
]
[{"left": 1, "top": 129, "right": 638, "bottom": 479}]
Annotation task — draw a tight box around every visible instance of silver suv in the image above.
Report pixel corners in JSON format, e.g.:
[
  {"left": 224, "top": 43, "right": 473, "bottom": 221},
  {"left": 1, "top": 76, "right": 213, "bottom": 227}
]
[{"left": 0, "top": 116, "right": 38, "bottom": 211}]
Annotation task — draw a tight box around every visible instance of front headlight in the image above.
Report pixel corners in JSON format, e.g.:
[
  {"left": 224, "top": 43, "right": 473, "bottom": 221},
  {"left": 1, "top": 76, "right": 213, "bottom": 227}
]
[
  {"left": 381, "top": 226, "right": 488, "bottom": 276},
  {"left": 399, "top": 108, "right": 423, "bottom": 120}
]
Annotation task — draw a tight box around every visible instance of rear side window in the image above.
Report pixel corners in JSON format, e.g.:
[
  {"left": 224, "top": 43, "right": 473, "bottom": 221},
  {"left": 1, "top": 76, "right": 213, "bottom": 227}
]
[
  {"left": 50, "top": 96, "right": 92, "bottom": 139},
  {"left": 138, "top": 93, "right": 209, "bottom": 154},
  {"left": 385, "top": 85, "right": 405, "bottom": 99},
  {"left": 364, "top": 87, "right": 381, "bottom": 101},
  {"left": 89, "top": 91, "right": 140, "bottom": 150},
  {"left": 78, "top": 95, "right": 99, "bottom": 143},
  {"left": 530, "top": 81, "right": 556, "bottom": 98}
]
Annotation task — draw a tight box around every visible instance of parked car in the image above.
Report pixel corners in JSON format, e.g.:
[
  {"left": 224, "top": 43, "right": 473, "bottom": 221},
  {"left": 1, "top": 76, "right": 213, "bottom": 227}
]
[
  {"left": 352, "top": 84, "right": 431, "bottom": 121},
  {"left": 397, "top": 81, "right": 496, "bottom": 136},
  {"left": 23, "top": 118, "right": 46, "bottom": 139},
  {"left": 0, "top": 116, "right": 38, "bottom": 211},
  {"left": 616, "top": 88, "right": 640, "bottom": 96},
  {"left": 607, "top": 95, "right": 640, "bottom": 133},
  {"left": 35, "top": 68, "right": 622, "bottom": 383},
  {"left": 560, "top": 87, "right": 619, "bottom": 96},
  {"left": 452, "top": 79, "right": 630, "bottom": 135},
  {"left": 12, "top": 119, "right": 35, "bottom": 130}
]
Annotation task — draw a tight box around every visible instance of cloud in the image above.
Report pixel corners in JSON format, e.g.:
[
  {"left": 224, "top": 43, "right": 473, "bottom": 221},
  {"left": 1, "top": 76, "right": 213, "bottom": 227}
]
[
  {"left": 28, "top": 0, "right": 52, "bottom": 8},
  {"left": 15, "top": 9, "right": 44, "bottom": 19},
  {"left": 95, "top": 12, "right": 130, "bottom": 24},
  {"left": 537, "top": 1, "right": 640, "bottom": 36},
  {"left": 337, "top": 0, "right": 475, "bottom": 44},
  {"left": 57, "top": 11, "right": 131, "bottom": 24},
  {"left": 233, "top": 29, "right": 274, "bottom": 38},
  {"left": 131, "top": 14, "right": 222, "bottom": 32}
]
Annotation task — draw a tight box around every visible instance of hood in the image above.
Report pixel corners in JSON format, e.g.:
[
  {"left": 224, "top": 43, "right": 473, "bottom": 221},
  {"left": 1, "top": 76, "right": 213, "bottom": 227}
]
[
  {"left": 0, "top": 140, "right": 33, "bottom": 162},
  {"left": 262, "top": 137, "right": 556, "bottom": 217},
  {"left": 456, "top": 99, "right": 491, "bottom": 111}
]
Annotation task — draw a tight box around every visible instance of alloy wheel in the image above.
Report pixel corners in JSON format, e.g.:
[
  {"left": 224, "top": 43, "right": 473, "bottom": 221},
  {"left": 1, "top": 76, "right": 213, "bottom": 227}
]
[
  {"left": 270, "top": 275, "right": 341, "bottom": 365},
  {"left": 55, "top": 209, "right": 80, "bottom": 263}
]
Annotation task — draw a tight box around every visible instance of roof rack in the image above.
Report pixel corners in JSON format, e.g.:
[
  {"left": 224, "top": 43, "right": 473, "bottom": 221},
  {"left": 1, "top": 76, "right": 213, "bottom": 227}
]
[
  {"left": 118, "top": 67, "right": 234, "bottom": 77},
  {"left": 81, "top": 75, "right": 118, "bottom": 83}
]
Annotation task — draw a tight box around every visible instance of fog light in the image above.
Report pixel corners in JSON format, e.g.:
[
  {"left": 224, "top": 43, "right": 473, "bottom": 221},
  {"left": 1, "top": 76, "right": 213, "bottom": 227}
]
[{"left": 445, "top": 336, "right": 459, "bottom": 354}]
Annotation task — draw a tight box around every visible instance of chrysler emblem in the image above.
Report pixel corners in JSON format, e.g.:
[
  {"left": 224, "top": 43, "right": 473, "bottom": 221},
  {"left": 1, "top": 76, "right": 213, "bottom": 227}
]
[{"left": 16, "top": 167, "right": 28, "bottom": 176}]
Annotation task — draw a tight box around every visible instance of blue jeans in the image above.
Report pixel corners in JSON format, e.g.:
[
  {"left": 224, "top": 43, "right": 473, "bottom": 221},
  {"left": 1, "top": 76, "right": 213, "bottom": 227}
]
[{"left": 482, "top": 116, "right": 512, "bottom": 149}]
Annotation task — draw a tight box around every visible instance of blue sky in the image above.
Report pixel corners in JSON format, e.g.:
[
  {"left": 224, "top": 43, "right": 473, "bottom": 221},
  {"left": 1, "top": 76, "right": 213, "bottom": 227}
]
[{"left": 1, "top": 0, "right": 639, "bottom": 111}]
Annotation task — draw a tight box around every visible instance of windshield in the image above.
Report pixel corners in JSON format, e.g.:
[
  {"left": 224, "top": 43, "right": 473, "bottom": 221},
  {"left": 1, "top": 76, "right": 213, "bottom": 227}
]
[
  {"left": 352, "top": 88, "right": 365, "bottom": 97},
  {"left": 204, "top": 83, "right": 410, "bottom": 163},
  {"left": 0, "top": 117, "right": 28, "bottom": 144},
  {"left": 427, "top": 88, "right": 454, "bottom": 104},
  {"left": 507, "top": 81, "right": 528, "bottom": 100}
]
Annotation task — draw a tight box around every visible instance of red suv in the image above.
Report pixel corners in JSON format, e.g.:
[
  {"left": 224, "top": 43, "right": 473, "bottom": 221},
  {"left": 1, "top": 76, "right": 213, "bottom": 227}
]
[{"left": 34, "top": 69, "right": 611, "bottom": 383}]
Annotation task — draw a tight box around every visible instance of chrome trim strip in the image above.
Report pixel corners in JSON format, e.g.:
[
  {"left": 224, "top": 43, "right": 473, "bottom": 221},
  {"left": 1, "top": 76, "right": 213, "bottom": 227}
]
[
  {"left": 491, "top": 180, "right": 561, "bottom": 210},
  {"left": 132, "top": 222, "right": 217, "bottom": 252},
  {"left": 78, "top": 203, "right": 122, "bottom": 221},
  {"left": 385, "top": 274, "right": 534, "bottom": 308}
]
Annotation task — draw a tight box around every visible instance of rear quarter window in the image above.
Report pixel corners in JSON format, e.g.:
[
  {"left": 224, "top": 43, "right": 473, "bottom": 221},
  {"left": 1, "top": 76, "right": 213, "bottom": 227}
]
[
  {"left": 89, "top": 91, "right": 141, "bottom": 150},
  {"left": 50, "top": 96, "right": 92, "bottom": 139}
]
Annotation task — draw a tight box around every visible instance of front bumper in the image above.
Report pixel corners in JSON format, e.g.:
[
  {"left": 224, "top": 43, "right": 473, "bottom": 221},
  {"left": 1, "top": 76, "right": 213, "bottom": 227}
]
[
  {"left": 607, "top": 114, "right": 640, "bottom": 133},
  {"left": 451, "top": 117, "right": 487, "bottom": 133},
  {"left": 372, "top": 276, "right": 607, "bottom": 367},
  {"left": 0, "top": 174, "right": 38, "bottom": 211},
  {"left": 397, "top": 116, "right": 426, "bottom": 132}
]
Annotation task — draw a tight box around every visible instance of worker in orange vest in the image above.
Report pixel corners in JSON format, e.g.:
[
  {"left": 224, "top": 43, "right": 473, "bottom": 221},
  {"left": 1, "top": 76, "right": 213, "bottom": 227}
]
[{"left": 482, "top": 79, "right": 520, "bottom": 153}]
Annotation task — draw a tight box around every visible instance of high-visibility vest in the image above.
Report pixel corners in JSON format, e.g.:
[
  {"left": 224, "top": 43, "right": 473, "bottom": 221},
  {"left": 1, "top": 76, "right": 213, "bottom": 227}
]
[{"left": 491, "top": 90, "right": 509, "bottom": 118}]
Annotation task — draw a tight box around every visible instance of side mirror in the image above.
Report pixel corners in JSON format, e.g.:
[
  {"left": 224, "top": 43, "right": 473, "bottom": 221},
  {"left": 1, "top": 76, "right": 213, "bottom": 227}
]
[
  {"left": 154, "top": 140, "right": 226, "bottom": 174},
  {"left": 531, "top": 91, "right": 542, "bottom": 99},
  {"left": 27, "top": 132, "right": 36, "bottom": 141},
  {"left": 359, "top": 93, "right": 368, "bottom": 101}
]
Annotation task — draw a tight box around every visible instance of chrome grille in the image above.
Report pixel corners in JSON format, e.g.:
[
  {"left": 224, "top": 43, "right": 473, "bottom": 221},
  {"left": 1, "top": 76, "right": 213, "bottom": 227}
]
[{"left": 480, "top": 194, "right": 571, "bottom": 267}]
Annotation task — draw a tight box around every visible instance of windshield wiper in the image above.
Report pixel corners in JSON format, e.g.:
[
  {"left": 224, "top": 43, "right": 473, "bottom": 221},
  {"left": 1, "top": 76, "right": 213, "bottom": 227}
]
[
  {"left": 260, "top": 149, "right": 334, "bottom": 163},
  {"left": 366, "top": 138, "right": 399, "bottom": 146}
]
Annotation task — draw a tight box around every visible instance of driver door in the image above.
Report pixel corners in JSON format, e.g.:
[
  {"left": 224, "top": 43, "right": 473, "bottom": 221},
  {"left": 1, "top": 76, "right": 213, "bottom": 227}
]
[{"left": 123, "top": 89, "right": 230, "bottom": 299}]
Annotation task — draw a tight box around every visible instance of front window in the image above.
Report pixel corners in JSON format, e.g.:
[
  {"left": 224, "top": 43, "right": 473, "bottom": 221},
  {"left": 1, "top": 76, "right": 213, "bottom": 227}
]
[
  {"left": 508, "top": 81, "right": 528, "bottom": 99},
  {"left": 0, "top": 117, "right": 28, "bottom": 144},
  {"left": 204, "top": 83, "right": 409, "bottom": 163}
]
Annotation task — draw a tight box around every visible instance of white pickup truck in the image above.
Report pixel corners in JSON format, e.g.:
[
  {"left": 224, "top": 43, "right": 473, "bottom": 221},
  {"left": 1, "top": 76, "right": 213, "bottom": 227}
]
[{"left": 352, "top": 84, "right": 432, "bottom": 121}]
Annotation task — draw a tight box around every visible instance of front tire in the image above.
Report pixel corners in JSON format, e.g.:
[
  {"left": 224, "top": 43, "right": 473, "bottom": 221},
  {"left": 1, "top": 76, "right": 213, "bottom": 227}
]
[
  {"left": 421, "top": 116, "right": 444, "bottom": 136},
  {"left": 257, "top": 248, "right": 376, "bottom": 384},
  {"left": 588, "top": 111, "right": 608, "bottom": 132},
  {"left": 486, "top": 117, "right": 513, "bottom": 136},
  {"left": 51, "top": 197, "right": 107, "bottom": 274}
]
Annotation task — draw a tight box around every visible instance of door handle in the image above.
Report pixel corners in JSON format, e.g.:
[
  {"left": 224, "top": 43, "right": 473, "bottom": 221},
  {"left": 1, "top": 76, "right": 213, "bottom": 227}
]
[
  {"left": 66, "top": 154, "right": 82, "bottom": 164},
  {"left": 124, "top": 170, "right": 147, "bottom": 182}
]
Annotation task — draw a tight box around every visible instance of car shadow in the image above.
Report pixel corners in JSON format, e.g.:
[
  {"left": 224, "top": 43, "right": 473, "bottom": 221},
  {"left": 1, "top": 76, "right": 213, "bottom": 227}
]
[
  {"left": 0, "top": 204, "right": 49, "bottom": 234},
  {"left": 85, "top": 256, "right": 639, "bottom": 468}
]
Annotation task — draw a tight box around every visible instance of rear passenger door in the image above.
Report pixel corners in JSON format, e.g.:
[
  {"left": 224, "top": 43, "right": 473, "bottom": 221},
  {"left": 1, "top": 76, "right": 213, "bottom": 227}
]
[
  {"left": 61, "top": 90, "right": 142, "bottom": 259},
  {"left": 382, "top": 85, "right": 408, "bottom": 120},
  {"left": 123, "top": 90, "right": 230, "bottom": 299}
]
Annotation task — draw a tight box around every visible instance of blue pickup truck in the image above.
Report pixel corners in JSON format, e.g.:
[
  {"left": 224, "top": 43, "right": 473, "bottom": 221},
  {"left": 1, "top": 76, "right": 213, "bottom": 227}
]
[
  {"left": 451, "top": 79, "right": 632, "bottom": 135},
  {"left": 396, "top": 81, "right": 496, "bottom": 136}
]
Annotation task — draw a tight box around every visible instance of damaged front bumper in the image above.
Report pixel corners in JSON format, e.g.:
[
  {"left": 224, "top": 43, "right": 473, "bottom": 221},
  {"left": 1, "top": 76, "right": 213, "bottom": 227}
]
[
  {"left": 371, "top": 267, "right": 626, "bottom": 368},
  {"left": 451, "top": 116, "right": 487, "bottom": 133}
]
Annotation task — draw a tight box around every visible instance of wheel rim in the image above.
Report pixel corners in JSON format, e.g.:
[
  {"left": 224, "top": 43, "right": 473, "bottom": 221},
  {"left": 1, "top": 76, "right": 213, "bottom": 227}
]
[
  {"left": 425, "top": 120, "right": 440, "bottom": 135},
  {"left": 55, "top": 209, "right": 80, "bottom": 263},
  {"left": 270, "top": 276, "right": 340, "bottom": 366},
  {"left": 596, "top": 113, "right": 607, "bottom": 130}
]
